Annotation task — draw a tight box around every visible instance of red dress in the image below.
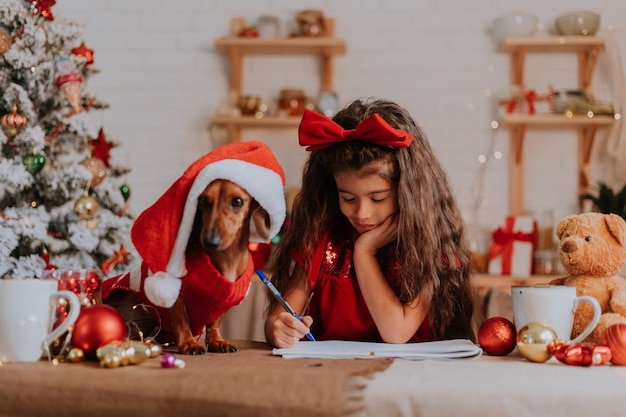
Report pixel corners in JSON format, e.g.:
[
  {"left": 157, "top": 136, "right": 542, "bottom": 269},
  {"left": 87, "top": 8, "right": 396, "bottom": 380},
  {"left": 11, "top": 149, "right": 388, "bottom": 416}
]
[{"left": 293, "top": 220, "right": 432, "bottom": 342}]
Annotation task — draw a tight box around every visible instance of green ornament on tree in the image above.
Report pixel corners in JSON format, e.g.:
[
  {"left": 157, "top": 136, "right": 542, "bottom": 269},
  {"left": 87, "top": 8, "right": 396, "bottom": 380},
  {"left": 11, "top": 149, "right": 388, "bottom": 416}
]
[
  {"left": 23, "top": 153, "right": 46, "bottom": 175},
  {"left": 119, "top": 183, "right": 131, "bottom": 202}
]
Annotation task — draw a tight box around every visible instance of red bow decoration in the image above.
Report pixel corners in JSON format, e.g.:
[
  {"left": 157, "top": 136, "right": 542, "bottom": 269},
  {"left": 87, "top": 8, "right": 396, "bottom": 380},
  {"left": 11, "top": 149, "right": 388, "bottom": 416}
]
[
  {"left": 298, "top": 108, "right": 413, "bottom": 151},
  {"left": 488, "top": 217, "right": 535, "bottom": 275}
]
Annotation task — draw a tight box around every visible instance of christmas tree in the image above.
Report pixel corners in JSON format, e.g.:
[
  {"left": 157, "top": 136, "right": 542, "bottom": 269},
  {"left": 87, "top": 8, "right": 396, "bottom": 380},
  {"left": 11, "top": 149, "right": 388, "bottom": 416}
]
[{"left": 0, "top": 0, "right": 135, "bottom": 278}]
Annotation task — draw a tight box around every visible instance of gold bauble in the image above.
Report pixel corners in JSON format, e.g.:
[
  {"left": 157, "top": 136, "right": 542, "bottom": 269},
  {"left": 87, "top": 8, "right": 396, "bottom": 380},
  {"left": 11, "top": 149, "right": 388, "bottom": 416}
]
[
  {"left": 74, "top": 195, "right": 99, "bottom": 219},
  {"left": 516, "top": 322, "right": 559, "bottom": 363},
  {"left": 146, "top": 340, "right": 163, "bottom": 358},
  {"left": 67, "top": 348, "right": 85, "bottom": 363}
]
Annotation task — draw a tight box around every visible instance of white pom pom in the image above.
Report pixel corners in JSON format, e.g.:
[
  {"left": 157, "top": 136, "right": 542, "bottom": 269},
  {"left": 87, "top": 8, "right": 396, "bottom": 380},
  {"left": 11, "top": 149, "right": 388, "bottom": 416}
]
[{"left": 144, "top": 271, "right": 181, "bottom": 307}]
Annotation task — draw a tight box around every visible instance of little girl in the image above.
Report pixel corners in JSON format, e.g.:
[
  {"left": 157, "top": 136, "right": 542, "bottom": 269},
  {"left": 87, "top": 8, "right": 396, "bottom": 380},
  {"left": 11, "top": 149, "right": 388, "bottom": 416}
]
[{"left": 264, "top": 98, "right": 476, "bottom": 348}]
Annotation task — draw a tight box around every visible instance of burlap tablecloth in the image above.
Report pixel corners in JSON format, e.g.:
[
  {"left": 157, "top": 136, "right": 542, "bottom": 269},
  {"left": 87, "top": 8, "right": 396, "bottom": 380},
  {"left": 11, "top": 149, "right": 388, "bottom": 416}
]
[{"left": 0, "top": 340, "right": 391, "bottom": 417}]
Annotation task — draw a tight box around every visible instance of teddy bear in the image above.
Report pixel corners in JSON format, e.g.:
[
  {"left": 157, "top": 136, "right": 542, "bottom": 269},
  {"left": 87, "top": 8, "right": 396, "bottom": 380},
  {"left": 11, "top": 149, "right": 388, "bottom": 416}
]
[{"left": 549, "top": 212, "right": 626, "bottom": 343}]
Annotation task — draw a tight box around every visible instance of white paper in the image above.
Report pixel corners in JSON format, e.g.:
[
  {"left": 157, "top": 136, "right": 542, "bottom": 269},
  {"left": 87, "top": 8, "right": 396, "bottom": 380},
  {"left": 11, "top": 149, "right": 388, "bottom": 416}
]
[{"left": 272, "top": 339, "right": 483, "bottom": 361}]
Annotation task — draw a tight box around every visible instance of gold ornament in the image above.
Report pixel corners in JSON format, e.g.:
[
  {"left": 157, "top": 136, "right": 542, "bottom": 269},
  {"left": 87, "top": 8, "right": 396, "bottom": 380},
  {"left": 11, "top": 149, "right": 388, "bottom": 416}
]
[
  {"left": 516, "top": 322, "right": 559, "bottom": 363},
  {"left": 0, "top": 105, "right": 28, "bottom": 137},
  {"left": 80, "top": 157, "right": 107, "bottom": 187},
  {"left": 67, "top": 348, "right": 85, "bottom": 363},
  {"left": 96, "top": 340, "right": 152, "bottom": 368},
  {"left": 74, "top": 195, "right": 99, "bottom": 219},
  {"left": 146, "top": 340, "right": 163, "bottom": 358}
]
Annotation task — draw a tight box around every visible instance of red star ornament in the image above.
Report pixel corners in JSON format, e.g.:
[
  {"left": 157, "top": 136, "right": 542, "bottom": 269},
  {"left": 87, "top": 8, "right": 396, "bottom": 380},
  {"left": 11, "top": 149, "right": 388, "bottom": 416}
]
[
  {"left": 30, "top": 0, "right": 56, "bottom": 20},
  {"left": 90, "top": 128, "right": 115, "bottom": 167},
  {"left": 71, "top": 42, "right": 94, "bottom": 66}
]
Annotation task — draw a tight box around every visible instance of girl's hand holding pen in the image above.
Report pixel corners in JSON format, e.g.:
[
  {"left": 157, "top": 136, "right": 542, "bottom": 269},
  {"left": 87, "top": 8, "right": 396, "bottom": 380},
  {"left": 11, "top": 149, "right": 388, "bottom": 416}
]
[{"left": 270, "top": 312, "right": 314, "bottom": 348}]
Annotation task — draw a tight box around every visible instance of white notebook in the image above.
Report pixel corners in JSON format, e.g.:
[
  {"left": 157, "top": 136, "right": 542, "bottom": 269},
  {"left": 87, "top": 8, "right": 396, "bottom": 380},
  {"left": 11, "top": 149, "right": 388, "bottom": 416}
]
[{"left": 273, "top": 339, "right": 483, "bottom": 360}]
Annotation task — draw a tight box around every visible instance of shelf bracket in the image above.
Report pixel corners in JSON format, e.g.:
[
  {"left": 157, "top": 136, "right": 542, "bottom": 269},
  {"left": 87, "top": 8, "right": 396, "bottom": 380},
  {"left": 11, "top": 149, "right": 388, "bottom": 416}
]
[
  {"left": 509, "top": 125, "right": 526, "bottom": 215},
  {"left": 510, "top": 46, "right": 527, "bottom": 86},
  {"left": 578, "top": 46, "right": 601, "bottom": 90},
  {"left": 578, "top": 125, "right": 597, "bottom": 195}
]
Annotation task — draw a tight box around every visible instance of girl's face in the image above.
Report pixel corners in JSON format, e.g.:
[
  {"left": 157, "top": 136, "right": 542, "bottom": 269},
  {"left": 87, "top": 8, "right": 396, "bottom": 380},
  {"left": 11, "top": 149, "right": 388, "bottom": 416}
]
[{"left": 333, "top": 161, "right": 397, "bottom": 235}]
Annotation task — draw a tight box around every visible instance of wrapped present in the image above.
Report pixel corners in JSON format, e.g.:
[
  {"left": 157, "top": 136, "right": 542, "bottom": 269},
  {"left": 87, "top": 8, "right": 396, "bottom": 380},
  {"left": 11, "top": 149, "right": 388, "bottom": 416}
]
[
  {"left": 496, "top": 85, "right": 525, "bottom": 118},
  {"left": 488, "top": 215, "right": 536, "bottom": 276},
  {"left": 524, "top": 85, "right": 554, "bottom": 115}
]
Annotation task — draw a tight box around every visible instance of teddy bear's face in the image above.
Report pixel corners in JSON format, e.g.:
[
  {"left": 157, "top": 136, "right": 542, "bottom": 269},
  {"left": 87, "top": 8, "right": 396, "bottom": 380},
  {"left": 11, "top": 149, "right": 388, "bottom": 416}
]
[{"left": 558, "top": 213, "right": 626, "bottom": 277}]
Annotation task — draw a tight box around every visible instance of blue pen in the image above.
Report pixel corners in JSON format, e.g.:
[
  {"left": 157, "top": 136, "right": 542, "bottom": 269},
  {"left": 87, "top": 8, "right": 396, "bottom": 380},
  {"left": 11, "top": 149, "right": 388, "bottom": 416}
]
[{"left": 256, "top": 269, "right": 316, "bottom": 342}]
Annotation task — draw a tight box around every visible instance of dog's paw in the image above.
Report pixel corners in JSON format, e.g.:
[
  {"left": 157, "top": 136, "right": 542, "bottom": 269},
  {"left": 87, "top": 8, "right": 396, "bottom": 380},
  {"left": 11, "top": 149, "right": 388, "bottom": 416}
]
[
  {"left": 206, "top": 340, "right": 237, "bottom": 353},
  {"left": 178, "top": 341, "right": 207, "bottom": 355}
]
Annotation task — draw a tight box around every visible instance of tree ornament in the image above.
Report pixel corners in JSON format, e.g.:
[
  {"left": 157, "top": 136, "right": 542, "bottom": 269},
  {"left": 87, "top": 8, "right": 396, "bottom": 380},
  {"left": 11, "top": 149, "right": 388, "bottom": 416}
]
[
  {"left": 516, "top": 322, "right": 559, "bottom": 363},
  {"left": 89, "top": 128, "right": 115, "bottom": 167},
  {"left": 71, "top": 304, "right": 128, "bottom": 359},
  {"left": 29, "top": 0, "right": 56, "bottom": 20},
  {"left": 600, "top": 323, "right": 626, "bottom": 365},
  {"left": 1, "top": 105, "right": 28, "bottom": 137},
  {"left": 74, "top": 194, "right": 99, "bottom": 220},
  {"left": 54, "top": 56, "right": 83, "bottom": 113},
  {"left": 100, "top": 244, "right": 130, "bottom": 274},
  {"left": 71, "top": 42, "right": 94, "bottom": 66},
  {"left": 0, "top": 25, "right": 12, "bottom": 57},
  {"left": 80, "top": 157, "right": 107, "bottom": 186},
  {"left": 23, "top": 152, "right": 46, "bottom": 175},
  {"left": 549, "top": 342, "right": 611, "bottom": 366},
  {"left": 120, "top": 183, "right": 131, "bottom": 202},
  {"left": 478, "top": 316, "right": 517, "bottom": 356}
]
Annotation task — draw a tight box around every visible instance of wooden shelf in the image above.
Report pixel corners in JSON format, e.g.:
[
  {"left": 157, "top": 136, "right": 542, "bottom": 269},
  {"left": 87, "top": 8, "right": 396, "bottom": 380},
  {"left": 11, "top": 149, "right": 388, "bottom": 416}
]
[
  {"left": 214, "top": 37, "right": 346, "bottom": 56},
  {"left": 498, "top": 36, "right": 614, "bottom": 214},
  {"left": 211, "top": 17, "right": 346, "bottom": 142},
  {"left": 472, "top": 273, "right": 555, "bottom": 292},
  {"left": 211, "top": 115, "right": 301, "bottom": 127}
]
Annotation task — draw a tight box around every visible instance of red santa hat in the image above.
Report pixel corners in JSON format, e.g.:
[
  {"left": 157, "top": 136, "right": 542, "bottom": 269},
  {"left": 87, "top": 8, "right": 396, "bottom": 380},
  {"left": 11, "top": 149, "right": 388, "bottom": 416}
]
[{"left": 132, "top": 141, "right": 286, "bottom": 307}]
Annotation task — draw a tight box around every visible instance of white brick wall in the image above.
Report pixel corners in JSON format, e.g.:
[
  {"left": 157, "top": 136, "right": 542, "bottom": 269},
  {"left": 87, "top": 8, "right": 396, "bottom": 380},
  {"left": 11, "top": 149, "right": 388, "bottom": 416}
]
[{"left": 53, "top": 0, "right": 626, "bottom": 230}]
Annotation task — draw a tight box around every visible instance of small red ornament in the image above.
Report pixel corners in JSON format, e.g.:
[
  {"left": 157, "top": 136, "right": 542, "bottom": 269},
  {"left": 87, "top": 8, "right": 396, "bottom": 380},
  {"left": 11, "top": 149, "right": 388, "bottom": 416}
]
[
  {"left": 71, "top": 42, "right": 94, "bottom": 66},
  {"left": 549, "top": 342, "right": 611, "bottom": 367},
  {"left": 89, "top": 128, "right": 115, "bottom": 167},
  {"left": 29, "top": 0, "right": 56, "bottom": 20},
  {"left": 600, "top": 323, "right": 626, "bottom": 365},
  {"left": 478, "top": 316, "right": 516, "bottom": 356},
  {"left": 71, "top": 305, "right": 128, "bottom": 359}
]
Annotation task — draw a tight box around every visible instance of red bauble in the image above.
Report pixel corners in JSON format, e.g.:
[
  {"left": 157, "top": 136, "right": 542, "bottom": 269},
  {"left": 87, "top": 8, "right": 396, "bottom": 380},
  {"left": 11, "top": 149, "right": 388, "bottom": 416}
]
[
  {"left": 600, "top": 323, "right": 626, "bottom": 365},
  {"left": 478, "top": 316, "right": 516, "bottom": 356},
  {"left": 71, "top": 305, "right": 128, "bottom": 359}
]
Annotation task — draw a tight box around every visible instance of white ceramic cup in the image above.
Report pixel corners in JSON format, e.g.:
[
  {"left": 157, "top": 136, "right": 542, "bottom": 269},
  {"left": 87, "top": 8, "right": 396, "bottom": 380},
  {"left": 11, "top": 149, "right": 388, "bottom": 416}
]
[
  {"left": 511, "top": 285, "right": 601, "bottom": 343},
  {"left": 0, "top": 279, "right": 80, "bottom": 362}
]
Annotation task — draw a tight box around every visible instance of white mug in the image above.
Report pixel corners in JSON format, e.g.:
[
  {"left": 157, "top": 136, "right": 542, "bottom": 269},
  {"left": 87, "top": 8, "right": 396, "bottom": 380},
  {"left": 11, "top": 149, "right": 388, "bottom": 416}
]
[
  {"left": 0, "top": 279, "right": 80, "bottom": 362},
  {"left": 511, "top": 285, "right": 601, "bottom": 343}
]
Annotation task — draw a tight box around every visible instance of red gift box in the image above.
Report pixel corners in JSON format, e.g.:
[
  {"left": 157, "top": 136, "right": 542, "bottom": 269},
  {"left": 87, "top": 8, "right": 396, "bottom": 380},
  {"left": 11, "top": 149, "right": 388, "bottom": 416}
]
[{"left": 488, "top": 216, "right": 536, "bottom": 276}]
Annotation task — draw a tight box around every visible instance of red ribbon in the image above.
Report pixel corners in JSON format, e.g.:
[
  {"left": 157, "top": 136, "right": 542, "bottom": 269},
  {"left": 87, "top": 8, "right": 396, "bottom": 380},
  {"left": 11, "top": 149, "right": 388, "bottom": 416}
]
[
  {"left": 524, "top": 89, "right": 537, "bottom": 115},
  {"left": 298, "top": 108, "right": 413, "bottom": 151},
  {"left": 488, "top": 217, "right": 534, "bottom": 275}
]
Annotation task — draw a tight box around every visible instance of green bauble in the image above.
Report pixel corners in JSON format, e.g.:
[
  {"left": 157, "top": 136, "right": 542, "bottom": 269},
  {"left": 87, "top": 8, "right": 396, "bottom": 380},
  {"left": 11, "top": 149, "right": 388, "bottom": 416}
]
[
  {"left": 119, "top": 183, "right": 131, "bottom": 202},
  {"left": 23, "top": 153, "right": 46, "bottom": 175}
]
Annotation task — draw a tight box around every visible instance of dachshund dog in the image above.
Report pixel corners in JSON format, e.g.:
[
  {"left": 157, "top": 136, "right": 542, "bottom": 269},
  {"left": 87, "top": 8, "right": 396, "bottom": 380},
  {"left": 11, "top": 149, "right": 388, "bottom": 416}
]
[
  {"left": 170, "top": 179, "right": 271, "bottom": 354},
  {"left": 104, "top": 179, "right": 273, "bottom": 355}
]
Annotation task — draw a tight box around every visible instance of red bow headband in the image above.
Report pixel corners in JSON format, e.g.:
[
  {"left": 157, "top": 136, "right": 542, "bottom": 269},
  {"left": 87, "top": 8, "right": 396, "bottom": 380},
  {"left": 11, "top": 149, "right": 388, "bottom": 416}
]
[{"left": 298, "top": 108, "right": 414, "bottom": 151}]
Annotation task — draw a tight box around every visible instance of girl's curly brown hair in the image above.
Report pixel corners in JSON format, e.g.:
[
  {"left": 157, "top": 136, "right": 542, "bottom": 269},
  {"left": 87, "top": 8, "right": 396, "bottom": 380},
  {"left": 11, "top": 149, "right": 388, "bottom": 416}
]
[{"left": 268, "top": 98, "right": 476, "bottom": 342}]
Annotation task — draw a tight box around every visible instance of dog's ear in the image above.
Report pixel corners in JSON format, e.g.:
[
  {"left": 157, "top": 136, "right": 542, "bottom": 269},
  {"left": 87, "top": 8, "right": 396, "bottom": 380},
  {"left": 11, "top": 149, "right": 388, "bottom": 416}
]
[{"left": 251, "top": 201, "right": 272, "bottom": 242}]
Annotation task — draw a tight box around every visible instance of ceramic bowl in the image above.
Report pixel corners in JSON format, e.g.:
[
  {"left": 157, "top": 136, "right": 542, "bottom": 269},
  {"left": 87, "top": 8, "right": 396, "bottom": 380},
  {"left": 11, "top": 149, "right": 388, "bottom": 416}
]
[
  {"left": 491, "top": 12, "right": 539, "bottom": 44},
  {"left": 555, "top": 11, "right": 600, "bottom": 36}
]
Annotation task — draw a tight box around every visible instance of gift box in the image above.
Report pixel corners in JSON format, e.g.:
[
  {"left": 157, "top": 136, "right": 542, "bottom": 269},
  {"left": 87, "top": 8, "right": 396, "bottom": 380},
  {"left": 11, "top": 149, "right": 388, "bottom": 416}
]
[
  {"left": 496, "top": 85, "right": 525, "bottom": 118},
  {"left": 488, "top": 215, "right": 536, "bottom": 276},
  {"left": 524, "top": 85, "right": 554, "bottom": 115}
]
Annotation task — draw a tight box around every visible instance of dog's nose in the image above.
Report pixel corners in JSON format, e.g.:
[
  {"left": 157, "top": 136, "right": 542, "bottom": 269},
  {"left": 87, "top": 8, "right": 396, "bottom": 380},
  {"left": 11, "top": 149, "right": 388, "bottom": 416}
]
[{"left": 203, "top": 233, "right": 222, "bottom": 250}]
